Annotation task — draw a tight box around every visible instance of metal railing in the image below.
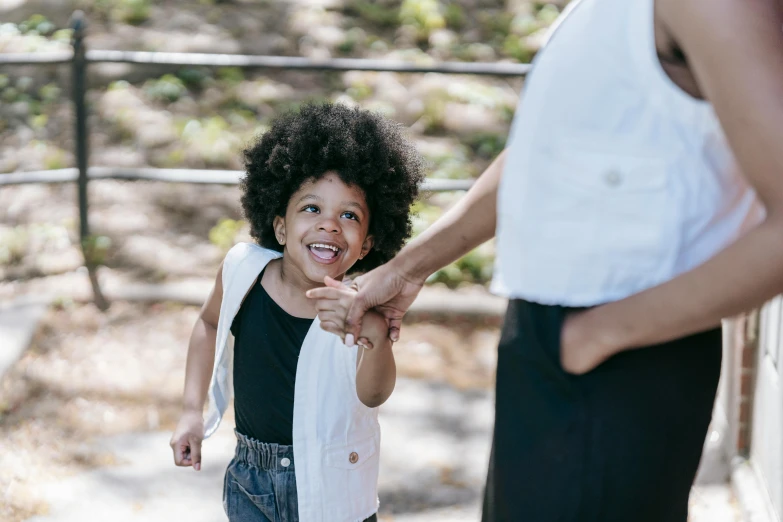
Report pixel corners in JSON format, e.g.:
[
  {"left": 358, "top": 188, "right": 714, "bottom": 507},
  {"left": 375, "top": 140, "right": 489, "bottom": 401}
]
[{"left": 1, "top": 10, "right": 528, "bottom": 309}]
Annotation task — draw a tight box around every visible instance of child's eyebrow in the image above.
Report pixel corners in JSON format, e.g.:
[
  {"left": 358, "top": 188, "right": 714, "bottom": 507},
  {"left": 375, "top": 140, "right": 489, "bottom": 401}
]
[
  {"left": 295, "top": 194, "right": 321, "bottom": 204},
  {"left": 342, "top": 201, "right": 366, "bottom": 211}
]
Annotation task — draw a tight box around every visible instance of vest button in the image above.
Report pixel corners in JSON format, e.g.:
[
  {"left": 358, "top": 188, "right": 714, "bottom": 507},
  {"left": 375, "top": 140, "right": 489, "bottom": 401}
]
[
  {"left": 349, "top": 452, "right": 359, "bottom": 464},
  {"left": 604, "top": 170, "right": 623, "bottom": 187},
  {"left": 280, "top": 457, "right": 291, "bottom": 468}
]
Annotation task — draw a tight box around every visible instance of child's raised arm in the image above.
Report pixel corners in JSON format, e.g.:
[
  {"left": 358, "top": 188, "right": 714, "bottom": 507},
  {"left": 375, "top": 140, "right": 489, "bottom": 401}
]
[
  {"left": 169, "top": 262, "right": 224, "bottom": 471},
  {"left": 307, "top": 277, "right": 396, "bottom": 408}
]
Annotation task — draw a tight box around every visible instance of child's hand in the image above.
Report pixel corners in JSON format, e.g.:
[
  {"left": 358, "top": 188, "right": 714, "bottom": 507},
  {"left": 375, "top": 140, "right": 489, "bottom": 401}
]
[
  {"left": 170, "top": 410, "right": 204, "bottom": 471},
  {"left": 307, "top": 276, "right": 381, "bottom": 349},
  {"left": 360, "top": 309, "right": 390, "bottom": 346}
]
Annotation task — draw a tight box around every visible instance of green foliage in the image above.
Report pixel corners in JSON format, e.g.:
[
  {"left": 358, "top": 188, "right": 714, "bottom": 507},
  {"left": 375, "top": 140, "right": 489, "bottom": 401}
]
[
  {"left": 82, "top": 235, "right": 112, "bottom": 266},
  {"left": 209, "top": 218, "right": 246, "bottom": 251},
  {"left": 479, "top": 11, "right": 513, "bottom": 40},
  {"left": 182, "top": 116, "right": 242, "bottom": 166},
  {"left": 52, "top": 28, "right": 73, "bottom": 43},
  {"left": 108, "top": 80, "right": 131, "bottom": 91},
  {"left": 420, "top": 94, "right": 447, "bottom": 134},
  {"left": 428, "top": 247, "right": 495, "bottom": 288},
  {"left": 466, "top": 133, "right": 507, "bottom": 159},
  {"left": 217, "top": 67, "right": 245, "bottom": 87},
  {"left": 38, "top": 83, "right": 61, "bottom": 104},
  {"left": 0, "top": 227, "right": 29, "bottom": 265},
  {"left": 443, "top": 3, "right": 466, "bottom": 30},
  {"left": 17, "top": 14, "right": 57, "bottom": 36},
  {"left": 503, "top": 34, "right": 534, "bottom": 63},
  {"left": 42, "top": 145, "right": 68, "bottom": 170},
  {"left": 349, "top": 0, "right": 399, "bottom": 27},
  {"left": 30, "top": 114, "right": 48, "bottom": 130},
  {"left": 426, "top": 145, "right": 475, "bottom": 180},
  {"left": 510, "top": 14, "right": 538, "bottom": 37},
  {"left": 534, "top": 3, "right": 560, "bottom": 24},
  {"left": 176, "top": 68, "right": 213, "bottom": 90},
  {"left": 143, "top": 74, "right": 188, "bottom": 104},
  {"left": 337, "top": 27, "right": 366, "bottom": 55},
  {"left": 111, "top": 0, "right": 152, "bottom": 25},
  {"left": 346, "top": 82, "right": 373, "bottom": 101},
  {"left": 400, "top": 0, "right": 446, "bottom": 42}
]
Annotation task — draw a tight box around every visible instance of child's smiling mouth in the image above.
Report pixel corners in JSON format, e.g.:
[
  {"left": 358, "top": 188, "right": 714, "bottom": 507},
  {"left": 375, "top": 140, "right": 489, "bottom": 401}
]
[{"left": 307, "top": 242, "right": 343, "bottom": 264}]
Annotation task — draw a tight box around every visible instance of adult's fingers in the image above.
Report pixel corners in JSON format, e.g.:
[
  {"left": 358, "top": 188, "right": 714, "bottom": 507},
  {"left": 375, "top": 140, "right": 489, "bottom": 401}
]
[
  {"left": 188, "top": 435, "right": 202, "bottom": 471},
  {"left": 388, "top": 317, "right": 403, "bottom": 342},
  {"left": 344, "top": 294, "right": 370, "bottom": 347}
]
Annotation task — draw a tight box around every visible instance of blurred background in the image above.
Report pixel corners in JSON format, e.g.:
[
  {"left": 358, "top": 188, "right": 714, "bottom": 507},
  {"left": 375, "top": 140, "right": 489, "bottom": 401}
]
[{"left": 0, "top": 1, "right": 774, "bottom": 521}]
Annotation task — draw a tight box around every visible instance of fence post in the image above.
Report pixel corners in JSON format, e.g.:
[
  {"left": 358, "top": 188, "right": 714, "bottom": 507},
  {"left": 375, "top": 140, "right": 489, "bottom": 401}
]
[{"left": 70, "top": 11, "right": 109, "bottom": 311}]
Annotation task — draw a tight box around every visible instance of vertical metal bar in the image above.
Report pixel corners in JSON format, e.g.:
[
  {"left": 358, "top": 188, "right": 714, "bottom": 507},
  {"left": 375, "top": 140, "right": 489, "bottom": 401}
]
[
  {"left": 70, "top": 10, "right": 108, "bottom": 310},
  {"left": 71, "top": 12, "right": 88, "bottom": 241}
]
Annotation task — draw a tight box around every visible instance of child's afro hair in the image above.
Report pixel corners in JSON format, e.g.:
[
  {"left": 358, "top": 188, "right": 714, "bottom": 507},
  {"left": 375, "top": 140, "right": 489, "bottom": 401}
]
[{"left": 240, "top": 102, "right": 424, "bottom": 273}]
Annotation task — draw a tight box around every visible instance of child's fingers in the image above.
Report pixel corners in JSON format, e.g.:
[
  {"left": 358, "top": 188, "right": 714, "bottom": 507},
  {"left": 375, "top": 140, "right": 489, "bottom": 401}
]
[
  {"left": 306, "top": 287, "right": 345, "bottom": 300},
  {"left": 188, "top": 435, "right": 202, "bottom": 471},
  {"left": 319, "top": 320, "right": 345, "bottom": 339},
  {"left": 173, "top": 440, "right": 191, "bottom": 466},
  {"left": 316, "top": 310, "right": 346, "bottom": 327},
  {"left": 324, "top": 275, "right": 344, "bottom": 289},
  {"left": 314, "top": 299, "right": 348, "bottom": 315}
]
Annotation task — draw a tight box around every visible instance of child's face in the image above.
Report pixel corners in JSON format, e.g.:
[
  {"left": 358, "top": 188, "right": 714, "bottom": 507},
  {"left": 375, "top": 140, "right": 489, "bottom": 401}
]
[{"left": 274, "top": 172, "right": 373, "bottom": 285}]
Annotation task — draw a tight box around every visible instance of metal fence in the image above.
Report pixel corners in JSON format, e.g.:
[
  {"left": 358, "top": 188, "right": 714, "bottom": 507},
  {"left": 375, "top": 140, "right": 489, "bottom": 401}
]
[{"left": 1, "top": 10, "right": 529, "bottom": 309}]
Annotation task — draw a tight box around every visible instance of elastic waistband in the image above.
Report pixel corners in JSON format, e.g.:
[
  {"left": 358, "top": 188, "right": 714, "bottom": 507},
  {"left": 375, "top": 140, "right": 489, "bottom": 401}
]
[{"left": 234, "top": 430, "right": 295, "bottom": 471}]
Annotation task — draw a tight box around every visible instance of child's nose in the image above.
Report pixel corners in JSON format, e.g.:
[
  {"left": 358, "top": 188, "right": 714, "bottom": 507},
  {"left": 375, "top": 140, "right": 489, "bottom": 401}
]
[{"left": 317, "top": 216, "right": 341, "bottom": 234}]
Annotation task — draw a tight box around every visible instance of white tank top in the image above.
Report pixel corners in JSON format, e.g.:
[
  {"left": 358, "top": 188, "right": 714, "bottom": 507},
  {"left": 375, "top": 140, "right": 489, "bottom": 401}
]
[{"left": 491, "top": 0, "right": 765, "bottom": 306}]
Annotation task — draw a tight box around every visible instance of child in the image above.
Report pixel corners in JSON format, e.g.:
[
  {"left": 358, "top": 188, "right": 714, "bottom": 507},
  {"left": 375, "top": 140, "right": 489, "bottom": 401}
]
[{"left": 170, "top": 102, "right": 423, "bottom": 522}]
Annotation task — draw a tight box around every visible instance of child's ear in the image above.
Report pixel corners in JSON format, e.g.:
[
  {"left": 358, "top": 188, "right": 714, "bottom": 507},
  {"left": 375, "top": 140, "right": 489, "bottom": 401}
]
[
  {"left": 273, "top": 216, "right": 286, "bottom": 246},
  {"left": 359, "top": 235, "right": 374, "bottom": 260}
]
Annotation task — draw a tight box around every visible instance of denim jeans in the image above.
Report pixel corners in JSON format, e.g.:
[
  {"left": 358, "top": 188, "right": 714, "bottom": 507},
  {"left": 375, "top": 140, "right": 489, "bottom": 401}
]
[{"left": 224, "top": 431, "right": 378, "bottom": 522}]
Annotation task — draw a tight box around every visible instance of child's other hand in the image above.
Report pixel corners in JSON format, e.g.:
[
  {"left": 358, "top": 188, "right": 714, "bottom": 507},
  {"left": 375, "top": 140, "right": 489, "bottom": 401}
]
[{"left": 170, "top": 410, "right": 204, "bottom": 471}]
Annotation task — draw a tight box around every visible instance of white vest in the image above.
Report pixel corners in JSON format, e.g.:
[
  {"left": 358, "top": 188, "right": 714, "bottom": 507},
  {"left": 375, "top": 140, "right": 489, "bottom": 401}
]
[
  {"left": 204, "top": 242, "right": 381, "bottom": 522},
  {"left": 491, "top": 0, "right": 765, "bottom": 306}
]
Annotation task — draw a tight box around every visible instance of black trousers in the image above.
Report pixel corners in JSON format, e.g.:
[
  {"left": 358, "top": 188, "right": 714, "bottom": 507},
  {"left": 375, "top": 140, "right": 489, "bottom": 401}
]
[{"left": 482, "top": 300, "right": 722, "bottom": 522}]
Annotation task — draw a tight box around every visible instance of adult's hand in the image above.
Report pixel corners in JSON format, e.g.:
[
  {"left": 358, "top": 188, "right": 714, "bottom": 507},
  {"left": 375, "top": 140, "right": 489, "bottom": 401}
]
[
  {"left": 559, "top": 310, "right": 615, "bottom": 375},
  {"left": 309, "top": 259, "right": 424, "bottom": 344},
  {"left": 346, "top": 262, "right": 424, "bottom": 343}
]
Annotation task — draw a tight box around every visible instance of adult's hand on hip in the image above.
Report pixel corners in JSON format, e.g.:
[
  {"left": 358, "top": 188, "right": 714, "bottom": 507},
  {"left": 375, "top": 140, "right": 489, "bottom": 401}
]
[{"left": 560, "top": 310, "right": 616, "bottom": 375}]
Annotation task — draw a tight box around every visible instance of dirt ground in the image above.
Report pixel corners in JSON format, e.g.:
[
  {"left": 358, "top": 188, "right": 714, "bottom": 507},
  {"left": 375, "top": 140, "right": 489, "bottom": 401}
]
[{"left": 0, "top": 300, "right": 500, "bottom": 521}]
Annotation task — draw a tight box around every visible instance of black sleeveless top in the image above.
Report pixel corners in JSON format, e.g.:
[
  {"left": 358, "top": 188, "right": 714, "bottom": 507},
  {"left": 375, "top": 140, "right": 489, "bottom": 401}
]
[{"left": 230, "top": 271, "right": 314, "bottom": 445}]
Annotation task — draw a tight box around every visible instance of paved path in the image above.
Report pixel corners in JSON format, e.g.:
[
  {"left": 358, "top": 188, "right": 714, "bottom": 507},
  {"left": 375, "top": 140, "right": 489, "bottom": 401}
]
[
  {"left": 0, "top": 296, "right": 49, "bottom": 378},
  {"left": 22, "top": 378, "right": 738, "bottom": 522},
  {"left": 23, "top": 379, "right": 490, "bottom": 522}
]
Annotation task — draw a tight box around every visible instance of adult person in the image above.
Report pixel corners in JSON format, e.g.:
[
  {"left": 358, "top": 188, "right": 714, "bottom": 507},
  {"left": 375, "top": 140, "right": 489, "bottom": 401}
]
[{"left": 308, "top": 0, "right": 783, "bottom": 519}]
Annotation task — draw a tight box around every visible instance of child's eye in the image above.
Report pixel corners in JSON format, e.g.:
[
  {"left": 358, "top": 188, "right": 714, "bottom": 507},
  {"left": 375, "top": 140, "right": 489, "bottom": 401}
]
[
  {"left": 302, "top": 205, "right": 319, "bottom": 213},
  {"left": 341, "top": 211, "right": 358, "bottom": 221}
]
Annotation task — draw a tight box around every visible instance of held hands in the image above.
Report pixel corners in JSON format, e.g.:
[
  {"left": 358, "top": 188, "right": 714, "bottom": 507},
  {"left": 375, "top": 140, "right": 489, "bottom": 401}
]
[
  {"left": 306, "top": 276, "right": 387, "bottom": 348},
  {"left": 306, "top": 262, "right": 424, "bottom": 345},
  {"left": 170, "top": 410, "right": 204, "bottom": 471}
]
